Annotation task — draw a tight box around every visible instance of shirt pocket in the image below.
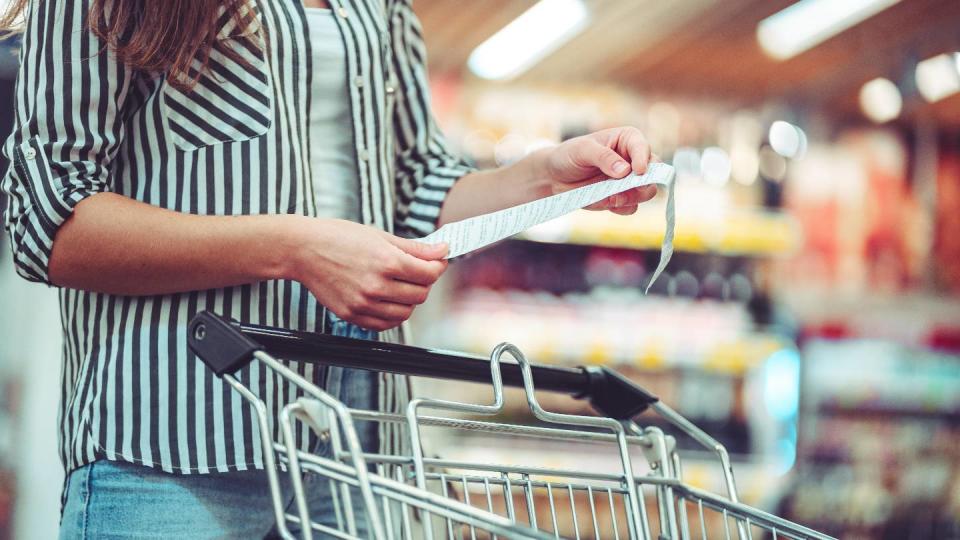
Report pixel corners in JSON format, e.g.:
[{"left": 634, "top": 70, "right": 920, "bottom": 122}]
[{"left": 161, "top": 1, "right": 273, "bottom": 152}]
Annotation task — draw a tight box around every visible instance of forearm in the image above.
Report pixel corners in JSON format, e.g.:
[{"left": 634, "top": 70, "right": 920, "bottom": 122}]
[
  {"left": 48, "top": 192, "right": 304, "bottom": 296},
  {"left": 437, "top": 148, "right": 553, "bottom": 226}
]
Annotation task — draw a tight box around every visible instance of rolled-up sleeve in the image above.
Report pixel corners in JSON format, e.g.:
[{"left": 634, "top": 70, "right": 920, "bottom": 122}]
[
  {"left": 388, "top": 0, "right": 476, "bottom": 238},
  {"left": 1, "top": 0, "right": 133, "bottom": 284}
]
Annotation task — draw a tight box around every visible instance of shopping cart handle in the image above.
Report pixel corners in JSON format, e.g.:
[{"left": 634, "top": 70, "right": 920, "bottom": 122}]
[
  {"left": 188, "top": 311, "right": 659, "bottom": 420},
  {"left": 580, "top": 365, "right": 660, "bottom": 420},
  {"left": 188, "top": 311, "right": 264, "bottom": 376}
]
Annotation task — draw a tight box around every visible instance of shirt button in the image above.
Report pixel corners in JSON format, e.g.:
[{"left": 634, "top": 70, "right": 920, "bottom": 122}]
[
  {"left": 358, "top": 149, "right": 370, "bottom": 161},
  {"left": 24, "top": 148, "right": 36, "bottom": 160},
  {"left": 337, "top": 6, "right": 348, "bottom": 18},
  {"left": 385, "top": 85, "right": 395, "bottom": 95},
  {"left": 353, "top": 76, "right": 364, "bottom": 88}
]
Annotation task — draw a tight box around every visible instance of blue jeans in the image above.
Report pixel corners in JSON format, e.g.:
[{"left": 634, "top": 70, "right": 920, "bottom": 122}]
[{"left": 59, "top": 314, "right": 379, "bottom": 539}]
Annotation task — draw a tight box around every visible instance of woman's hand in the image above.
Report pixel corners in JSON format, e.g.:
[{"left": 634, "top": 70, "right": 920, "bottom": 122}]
[
  {"left": 289, "top": 217, "right": 448, "bottom": 331},
  {"left": 538, "top": 126, "right": 659, "bottom": 215}
]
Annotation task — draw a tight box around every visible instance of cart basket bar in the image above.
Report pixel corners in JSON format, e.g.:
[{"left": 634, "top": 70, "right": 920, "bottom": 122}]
[{"left": 188, "top": 310, "right": 659, "bottom": 420}]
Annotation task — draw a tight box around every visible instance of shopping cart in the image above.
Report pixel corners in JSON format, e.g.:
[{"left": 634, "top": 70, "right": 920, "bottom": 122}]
[{"left": 187, "top": 311, "right": 832, "bottom": 540}]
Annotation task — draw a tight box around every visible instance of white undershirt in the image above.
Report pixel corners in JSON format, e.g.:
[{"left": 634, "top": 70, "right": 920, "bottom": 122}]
[{"left": 305, "top": 7, "right": 361, "bottom": 221}]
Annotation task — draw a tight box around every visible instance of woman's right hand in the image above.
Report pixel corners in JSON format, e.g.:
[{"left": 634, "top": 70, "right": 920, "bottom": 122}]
[{"left": 288, "top": 216, "right": 449, "bottom": 331}]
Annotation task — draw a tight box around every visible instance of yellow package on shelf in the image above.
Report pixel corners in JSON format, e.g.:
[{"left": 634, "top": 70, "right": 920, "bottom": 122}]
[{"left": 521, "top": 206, "right": 801, "bottom": 256}]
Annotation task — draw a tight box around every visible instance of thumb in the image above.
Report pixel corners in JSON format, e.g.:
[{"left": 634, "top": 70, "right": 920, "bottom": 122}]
[
  {"left": 577, "top": 139, "right": 631, "bottom": 179},
  {"left": 385, "top": 234, "right": 449, "bottom": 260}
]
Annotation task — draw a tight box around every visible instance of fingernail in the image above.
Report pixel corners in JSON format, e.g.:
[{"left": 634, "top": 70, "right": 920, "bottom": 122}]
[{"left": 613, "top": 161, "right": 629, "bottom": 175}]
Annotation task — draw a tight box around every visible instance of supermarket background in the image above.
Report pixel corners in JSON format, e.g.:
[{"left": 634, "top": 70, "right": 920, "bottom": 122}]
[{"left": 2, "top": 0, "right": 960, "bottom": 538}]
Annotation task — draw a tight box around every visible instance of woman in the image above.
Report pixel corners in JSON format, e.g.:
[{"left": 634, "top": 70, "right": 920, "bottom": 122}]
[{"left": 1, "top": 0, "right": 656, "bottom": 536}]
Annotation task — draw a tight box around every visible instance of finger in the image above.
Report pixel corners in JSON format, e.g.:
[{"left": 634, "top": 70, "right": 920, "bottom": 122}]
[
  {"left": 651, "top": 153, "right": 661, "bottom": 163},
  {"left": 584, "top": 193, "right": 620, "bottom": 211},
  {"left": 355, "top": 300, "right": 415, "bottom": 322},
  {"left": 612, "top": 190, "right": 639, "bottom": 208},
  {"left": 619, "top": 186, "right": 656, "bottom": 206},
  {"left": 389, "top": 254, "right": 447, "bottom": 286},
  {"left": 584, "top": 194, "right": 616, "bottom": 211},
  {"left": 587, "top": 185, "right": 656, "bottom": 212},
  {"left": 637, "top": 185, "right": 657, "bottom": 201},
  {"left": 575, "top": 139, "right": 632, "bottom": 179},
  {"left": 350, "top": 315, "right": 401, "bottom": 332},
  {"left": 620, "top": 128, "right": 652, "bottom": 175},
  {"left": 610, "top": 204, "right": 639, "bottom": 216},
  {"left": 594, "top": 190, "right": 634, "bottom": 210},
  {"left": 384, "top": 234, "right": 449, "bottom": 261},
  {"left": 370, "top": 280, "right": 431, "bottom": 305}
]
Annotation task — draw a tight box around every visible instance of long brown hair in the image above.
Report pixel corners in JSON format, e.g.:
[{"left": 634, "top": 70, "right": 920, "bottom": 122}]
[{"left": 0, "top": 0, "right": 259, "bottom": 92}]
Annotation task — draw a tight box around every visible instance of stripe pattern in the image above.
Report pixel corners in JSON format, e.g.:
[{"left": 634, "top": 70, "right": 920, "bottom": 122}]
[{"left": 1, "top": 0, "right": 473, "bottom": 475}]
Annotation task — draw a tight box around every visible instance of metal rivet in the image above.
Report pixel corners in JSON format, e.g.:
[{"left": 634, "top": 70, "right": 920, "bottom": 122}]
[
  {"left": 337, "top": 6, "right": 348, "bottom": 18},
  {"left": 24, "top": 148, "right": 36, "bottom": 160},
  {"left": 193, "top": 324, "right": 206, "bottom": 341},
  {"left": 319, "top": 430, "right": 330, "bottom": 442},
  {"left": 354, "top": 76, "right": 364, "bottom": 88}
]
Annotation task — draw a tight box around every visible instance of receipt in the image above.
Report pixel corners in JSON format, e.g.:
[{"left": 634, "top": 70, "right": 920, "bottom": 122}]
[{"left": 419, "top": 162, "right": 676, "bottom": 293}]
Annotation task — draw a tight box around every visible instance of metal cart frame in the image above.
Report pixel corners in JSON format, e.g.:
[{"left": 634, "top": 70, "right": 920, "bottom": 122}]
[{"left": 188, "top": 311, "right": 832, "bottom": 540}]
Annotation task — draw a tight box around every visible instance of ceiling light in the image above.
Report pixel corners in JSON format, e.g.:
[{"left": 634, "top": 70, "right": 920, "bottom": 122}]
[
  {"left": 757, "top": 0, "right": 900, "bottom": 61},
  {"left": 769, "top": 121, "right": 807, "bottom": 159},
  {"left": 701, "top": 147, "right": 731, "bottom": 187},
  {"left": 468, "top": 0, "right": 589, "bottom": 81},
  {"left": 859, "top": 77, "right": 902, "bottom": 123},
  {"left": 672, "top": 147, "right": 701, "bottom": 180},
  {"left": 915, "top": 52, "right": 960, "bottom": 103}
]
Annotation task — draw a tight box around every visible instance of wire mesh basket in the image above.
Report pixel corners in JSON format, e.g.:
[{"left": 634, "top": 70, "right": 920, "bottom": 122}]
[{"left": 188, "top": 311, "right": 832, "bottom": 540}]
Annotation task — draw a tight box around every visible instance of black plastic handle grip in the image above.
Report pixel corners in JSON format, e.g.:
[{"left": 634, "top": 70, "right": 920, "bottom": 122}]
[
  {"left": 188, "top": 311, "right": 263, "bottom": 376},
  {"left": 188, "top": 311, "right": 658, "bottom": 420}
]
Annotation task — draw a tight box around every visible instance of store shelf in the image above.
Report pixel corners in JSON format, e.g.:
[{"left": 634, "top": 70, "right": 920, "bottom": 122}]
[
  {"left": 788, "top": 338, "right": 960, "bottom": 536},
  {"left": 802, "top": 339, "right": 960, "bottom": 415},
  {"left": 424, "top": 291, "right": 789, "bottom": 375},
  {"left": 517, "top": 206, "right": 801, "bottom": 256},
  {"left": 436, "top": 321, "right": 785, "bottom": 374},
  {"left": 816, "top": 404, "right": 960, "bottom": 422}
]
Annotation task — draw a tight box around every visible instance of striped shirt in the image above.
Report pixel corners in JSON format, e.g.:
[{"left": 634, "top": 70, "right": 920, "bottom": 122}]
[{"left": 1, "top": 0, "right": 473, "bottom": 475}]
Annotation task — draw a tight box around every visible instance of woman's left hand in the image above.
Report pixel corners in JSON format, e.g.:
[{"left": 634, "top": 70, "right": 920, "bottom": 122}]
[{"left": 538, "top": 126, "right": 659, "bottom": 215}]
